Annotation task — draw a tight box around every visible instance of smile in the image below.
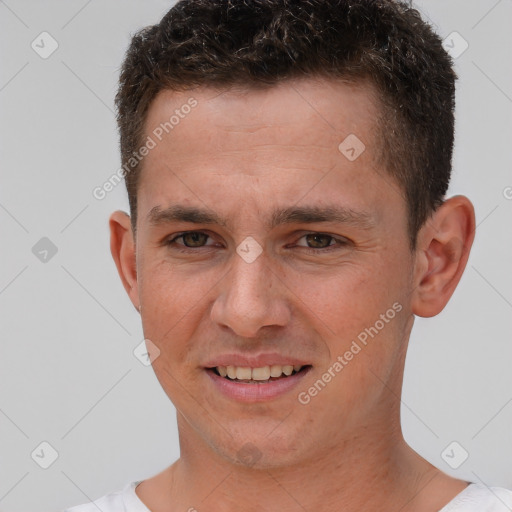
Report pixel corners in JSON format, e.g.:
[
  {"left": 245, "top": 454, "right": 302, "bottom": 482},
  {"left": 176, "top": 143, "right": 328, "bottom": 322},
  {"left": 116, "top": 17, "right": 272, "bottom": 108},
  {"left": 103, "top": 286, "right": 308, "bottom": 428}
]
[
  {"left": 205, "top": 364, "right": 312, "bottom": 401},
  {"left": 212, "top": 364, "right": 307, "bottom": 383}
]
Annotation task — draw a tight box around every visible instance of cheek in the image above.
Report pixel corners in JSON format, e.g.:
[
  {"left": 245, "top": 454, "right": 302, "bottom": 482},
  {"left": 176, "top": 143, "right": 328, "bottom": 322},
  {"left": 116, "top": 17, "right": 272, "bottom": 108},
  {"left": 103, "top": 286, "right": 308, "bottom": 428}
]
[
  {"left": 138, "top": 259, "right": 205, "bottom": 361},
  {"left": 306, "top": 260, "right": 408, "bottom": 370},
  {"left": 302, "top": 266, "right": 387, "bottom": 333}
]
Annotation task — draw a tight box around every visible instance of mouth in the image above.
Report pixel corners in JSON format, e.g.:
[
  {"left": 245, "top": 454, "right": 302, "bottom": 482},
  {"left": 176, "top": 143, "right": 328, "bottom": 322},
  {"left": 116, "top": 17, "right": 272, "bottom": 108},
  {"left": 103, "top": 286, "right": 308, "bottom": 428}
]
[{"left": 206, "top": 364, "right": 312, "bottom": 384}]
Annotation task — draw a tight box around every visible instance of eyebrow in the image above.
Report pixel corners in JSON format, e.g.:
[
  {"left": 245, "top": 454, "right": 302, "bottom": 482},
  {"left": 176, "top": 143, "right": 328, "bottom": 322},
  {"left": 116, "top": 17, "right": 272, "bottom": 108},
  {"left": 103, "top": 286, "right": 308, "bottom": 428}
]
[{"left": 147, "top": 203, "right": 376, "bottom": 230}]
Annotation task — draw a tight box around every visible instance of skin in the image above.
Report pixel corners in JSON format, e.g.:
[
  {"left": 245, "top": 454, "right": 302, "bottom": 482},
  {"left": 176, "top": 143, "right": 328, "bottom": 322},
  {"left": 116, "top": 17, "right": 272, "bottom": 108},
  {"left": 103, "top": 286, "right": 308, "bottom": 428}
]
[{"left": 110, "top": 77, "right": 476, "bottom": 512}]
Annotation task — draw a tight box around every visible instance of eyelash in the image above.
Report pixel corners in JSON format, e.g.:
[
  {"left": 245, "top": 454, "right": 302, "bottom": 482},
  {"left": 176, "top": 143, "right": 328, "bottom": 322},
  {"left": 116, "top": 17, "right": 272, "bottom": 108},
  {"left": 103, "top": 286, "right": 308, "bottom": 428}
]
[{"left": 164, "top": 231, "right": 349, "bottom": 254}]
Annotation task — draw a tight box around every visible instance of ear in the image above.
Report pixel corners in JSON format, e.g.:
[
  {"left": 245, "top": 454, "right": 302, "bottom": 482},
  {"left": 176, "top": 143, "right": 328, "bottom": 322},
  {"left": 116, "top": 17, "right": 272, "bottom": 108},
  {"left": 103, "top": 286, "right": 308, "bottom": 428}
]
[
  {"left": 411, "top": 195, "right": 476, "bottom": 318},
  {"left": 109, "top": 210, "right": 140, "bottom": 312}
]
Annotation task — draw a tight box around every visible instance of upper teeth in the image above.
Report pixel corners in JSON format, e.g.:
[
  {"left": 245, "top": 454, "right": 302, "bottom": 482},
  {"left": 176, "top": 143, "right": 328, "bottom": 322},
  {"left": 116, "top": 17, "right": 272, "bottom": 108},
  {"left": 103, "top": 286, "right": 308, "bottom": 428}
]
[{"left": 217, "top": 365, "right": 303, "bottom": 380}]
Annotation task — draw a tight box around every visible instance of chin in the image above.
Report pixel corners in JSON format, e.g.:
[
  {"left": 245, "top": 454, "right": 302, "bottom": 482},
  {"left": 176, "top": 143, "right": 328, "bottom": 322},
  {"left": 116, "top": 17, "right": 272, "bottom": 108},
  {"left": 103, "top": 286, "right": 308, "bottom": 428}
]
[{"left": 212, "top": 427, "right": 310, "bottom": 470}]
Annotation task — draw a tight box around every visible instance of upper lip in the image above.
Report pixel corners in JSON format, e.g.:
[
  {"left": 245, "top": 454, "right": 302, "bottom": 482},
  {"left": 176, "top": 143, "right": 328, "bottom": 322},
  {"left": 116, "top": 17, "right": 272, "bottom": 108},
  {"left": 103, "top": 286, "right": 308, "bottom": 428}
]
[{"left": 203, "top": 353, "right": 311, "bottom": 368}]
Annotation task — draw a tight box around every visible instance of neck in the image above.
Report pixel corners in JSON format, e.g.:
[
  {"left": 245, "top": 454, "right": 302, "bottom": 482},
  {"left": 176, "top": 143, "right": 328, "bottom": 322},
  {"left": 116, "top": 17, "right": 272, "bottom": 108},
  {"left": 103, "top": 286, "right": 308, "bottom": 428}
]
[{"left": 166, "top": 411, "right": 442, "bottom": 512}]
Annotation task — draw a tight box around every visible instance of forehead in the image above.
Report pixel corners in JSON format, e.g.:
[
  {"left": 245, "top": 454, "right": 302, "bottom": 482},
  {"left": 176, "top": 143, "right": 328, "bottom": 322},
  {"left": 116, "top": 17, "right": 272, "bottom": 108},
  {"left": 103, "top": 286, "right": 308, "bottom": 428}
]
[
  {"left": 136, "top": 77, "right": 403, "bottom": 229},
  {"left": 143, "top": 77, "right": 380, "bottom": 153}
]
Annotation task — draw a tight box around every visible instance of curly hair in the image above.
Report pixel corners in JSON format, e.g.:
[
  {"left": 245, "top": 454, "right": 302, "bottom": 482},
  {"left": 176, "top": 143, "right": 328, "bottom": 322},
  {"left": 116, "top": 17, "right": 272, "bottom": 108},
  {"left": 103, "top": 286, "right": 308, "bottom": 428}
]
[{"left": 115, "top": 0, "right": 457, "bottom": 249}]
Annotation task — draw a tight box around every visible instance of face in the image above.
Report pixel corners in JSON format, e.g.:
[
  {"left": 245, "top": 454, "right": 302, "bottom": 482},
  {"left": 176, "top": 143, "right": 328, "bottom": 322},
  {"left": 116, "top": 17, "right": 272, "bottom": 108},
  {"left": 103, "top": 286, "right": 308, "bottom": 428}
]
[{"left": 123, "top": 78, "right": 419, "bottom": 468}]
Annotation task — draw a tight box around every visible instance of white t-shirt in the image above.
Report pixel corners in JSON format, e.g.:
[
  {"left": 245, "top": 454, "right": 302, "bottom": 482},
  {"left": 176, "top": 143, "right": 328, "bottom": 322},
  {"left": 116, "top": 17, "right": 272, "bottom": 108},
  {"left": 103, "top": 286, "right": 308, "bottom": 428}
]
[{"left": 62, "top": 481, "right": 512, "bottom": 512}]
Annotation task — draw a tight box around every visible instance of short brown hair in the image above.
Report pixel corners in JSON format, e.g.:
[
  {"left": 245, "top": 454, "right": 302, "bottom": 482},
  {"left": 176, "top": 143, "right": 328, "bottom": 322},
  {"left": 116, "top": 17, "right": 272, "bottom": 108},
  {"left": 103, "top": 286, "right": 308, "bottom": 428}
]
[{"left": 115, "top": 0, "right": 457, "bottom": 249}]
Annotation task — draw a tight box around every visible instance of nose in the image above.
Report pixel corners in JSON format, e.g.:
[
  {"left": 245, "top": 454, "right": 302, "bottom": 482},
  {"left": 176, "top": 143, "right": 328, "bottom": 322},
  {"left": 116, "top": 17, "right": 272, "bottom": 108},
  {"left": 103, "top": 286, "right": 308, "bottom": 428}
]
[{"left": 210, "top": 250, "right": 291, "bottom": 338}]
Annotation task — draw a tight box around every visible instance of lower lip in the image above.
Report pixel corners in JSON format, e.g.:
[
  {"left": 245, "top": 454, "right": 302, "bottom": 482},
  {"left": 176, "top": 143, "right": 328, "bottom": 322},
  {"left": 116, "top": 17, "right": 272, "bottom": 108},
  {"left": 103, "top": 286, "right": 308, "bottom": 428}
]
[{"left": 205, "top": 367, "right": 311, "bottom": 402}]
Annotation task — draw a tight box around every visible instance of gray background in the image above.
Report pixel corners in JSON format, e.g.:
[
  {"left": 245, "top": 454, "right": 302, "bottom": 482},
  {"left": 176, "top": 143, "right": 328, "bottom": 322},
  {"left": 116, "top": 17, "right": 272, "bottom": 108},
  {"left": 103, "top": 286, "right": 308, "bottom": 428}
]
[{"left": 0, "top": 1, "right": 511, "bottom": 510}]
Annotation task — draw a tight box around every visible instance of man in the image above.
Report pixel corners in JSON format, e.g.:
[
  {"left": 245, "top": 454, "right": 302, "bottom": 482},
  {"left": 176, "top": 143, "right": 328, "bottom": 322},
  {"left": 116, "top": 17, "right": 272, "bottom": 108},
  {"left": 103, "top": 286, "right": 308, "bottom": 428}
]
[{"left": 65, "top": 0, "right": 512, "bottom": 511}]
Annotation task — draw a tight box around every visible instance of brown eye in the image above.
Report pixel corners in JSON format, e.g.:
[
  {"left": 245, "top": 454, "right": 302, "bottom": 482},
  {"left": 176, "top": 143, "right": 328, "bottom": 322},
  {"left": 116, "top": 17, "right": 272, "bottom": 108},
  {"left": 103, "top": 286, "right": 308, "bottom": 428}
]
[
  {"left": 180, "top": 232, "right": 210, "bottom": 247},
  {"left": 294, "top": 232, "right": 349, "bottom": 253},
  {"left": 304, "top": 233, "right": 335, "bottom": 249},
  {"left": 166, "top": 231, "right": 213, "bottom": 249}
]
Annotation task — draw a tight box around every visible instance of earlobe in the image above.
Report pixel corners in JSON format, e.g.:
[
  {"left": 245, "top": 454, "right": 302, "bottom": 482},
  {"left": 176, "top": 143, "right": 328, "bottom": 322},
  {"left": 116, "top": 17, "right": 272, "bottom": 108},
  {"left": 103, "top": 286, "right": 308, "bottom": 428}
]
[
  {"left": 109, "top": 210, "right": 140, "bottom": 311},
  {"left": 411, "top": 196, "right": 476, "bottom": 318}
]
